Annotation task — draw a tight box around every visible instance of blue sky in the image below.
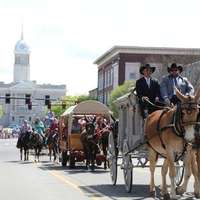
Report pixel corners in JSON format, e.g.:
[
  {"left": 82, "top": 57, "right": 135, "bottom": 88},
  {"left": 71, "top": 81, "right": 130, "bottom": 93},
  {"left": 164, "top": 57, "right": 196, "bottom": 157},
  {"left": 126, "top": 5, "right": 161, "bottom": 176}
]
[{"left": 0, "top": 0, "right": 200, "bottom": 95}]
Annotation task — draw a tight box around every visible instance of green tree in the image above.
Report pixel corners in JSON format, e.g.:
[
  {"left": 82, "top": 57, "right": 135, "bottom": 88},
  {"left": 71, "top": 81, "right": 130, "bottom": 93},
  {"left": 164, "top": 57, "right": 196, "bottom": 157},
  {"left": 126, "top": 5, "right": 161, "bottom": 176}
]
[
  {"left": 51, "top": 94, "right": 96, "bottom": 117},
  {"left": 108, "top": 80, "right": 135, "bottom": 118}
]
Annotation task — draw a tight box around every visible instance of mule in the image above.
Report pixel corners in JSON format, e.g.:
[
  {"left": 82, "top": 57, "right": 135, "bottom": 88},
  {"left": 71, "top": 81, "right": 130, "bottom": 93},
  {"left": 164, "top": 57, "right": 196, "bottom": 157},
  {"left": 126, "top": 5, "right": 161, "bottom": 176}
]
[
  {"left": 80, "top": 117, "right": 100, "bottom": 170},
  {"left": 16, "top": 131, "right": 32, "bottom": 161},
  {"left": 176, "top": 112, "right": 200, "bottom": 198},
  {"left": 145, "top": 87, "right": 200, "bottom": 199},
  {"left": 30, "top": 132, "right": 44, "bottom": 162}
]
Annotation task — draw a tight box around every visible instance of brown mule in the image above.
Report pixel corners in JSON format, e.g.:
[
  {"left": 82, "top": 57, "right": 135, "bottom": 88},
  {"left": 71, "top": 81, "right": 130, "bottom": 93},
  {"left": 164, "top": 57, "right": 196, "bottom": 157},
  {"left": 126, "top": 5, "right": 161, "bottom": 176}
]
[
  {"left": 176, "top": 121, "right": 200, "bottom": 198},
  {"left": 145, "top": 87, "right": 200, "bottom": 199}
]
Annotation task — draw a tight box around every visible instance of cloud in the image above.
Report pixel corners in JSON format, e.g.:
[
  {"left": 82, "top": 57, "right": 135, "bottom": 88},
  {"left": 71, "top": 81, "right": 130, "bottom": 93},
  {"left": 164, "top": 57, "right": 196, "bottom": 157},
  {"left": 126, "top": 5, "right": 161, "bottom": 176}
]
[{"left": 1, "top": 0, "right": 200, "bottom": 95}]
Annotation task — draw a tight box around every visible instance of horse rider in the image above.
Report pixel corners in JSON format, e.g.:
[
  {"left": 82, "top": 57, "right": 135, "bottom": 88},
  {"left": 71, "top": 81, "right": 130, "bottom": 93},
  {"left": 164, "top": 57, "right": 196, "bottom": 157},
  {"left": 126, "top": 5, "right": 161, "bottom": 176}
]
[
  {"left": 18, "top": 120, "right": 32, "bottom": 142},
  {"left": 33, "top": 118, "right": 46, "bottom": 144},
  {"left": 20, "top": 120, "right": 32, "bottom": 134},
  {"left": 160, "top": 63, "right": 194, "bottom": 105},
  {"left": 95, "top": 116, "right": 109, "bottom": 139},
  {"left": 46, "top": 117, "right": 59, "bottom": 144},
  {"left": 136, "top": 63, "right": 161, "bottom": 119}
]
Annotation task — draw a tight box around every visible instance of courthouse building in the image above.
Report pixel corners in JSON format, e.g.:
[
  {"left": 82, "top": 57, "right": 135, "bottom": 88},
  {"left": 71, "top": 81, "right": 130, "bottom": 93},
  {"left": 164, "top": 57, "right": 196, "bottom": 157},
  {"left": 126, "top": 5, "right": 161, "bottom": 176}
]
[
  {"left": 94, "top": 46, "right": 200, "bottom": 104},
  {"left": 0, "top": 33, "right": 66, "bottom": 126}
]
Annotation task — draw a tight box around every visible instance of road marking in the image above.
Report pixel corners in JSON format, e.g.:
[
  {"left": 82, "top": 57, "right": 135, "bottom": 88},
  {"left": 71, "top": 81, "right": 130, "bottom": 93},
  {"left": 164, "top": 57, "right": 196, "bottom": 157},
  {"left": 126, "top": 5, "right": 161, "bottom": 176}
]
[
  {"left": 29, "top": 156, "right": 110, "bottom": 200},
  {"left": 49, "top": 170, "right": 111, "bottom": 200}
]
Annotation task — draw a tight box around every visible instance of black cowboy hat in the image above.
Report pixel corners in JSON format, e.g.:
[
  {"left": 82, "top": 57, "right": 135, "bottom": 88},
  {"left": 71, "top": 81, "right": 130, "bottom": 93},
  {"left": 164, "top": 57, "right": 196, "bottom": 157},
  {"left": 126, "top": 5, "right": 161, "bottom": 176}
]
[
  {"left": 167, "top": 63, "right": 183, "bottom": 73},
  {"left": 139, "top": 64, "right": 156, "bottom": 75}
]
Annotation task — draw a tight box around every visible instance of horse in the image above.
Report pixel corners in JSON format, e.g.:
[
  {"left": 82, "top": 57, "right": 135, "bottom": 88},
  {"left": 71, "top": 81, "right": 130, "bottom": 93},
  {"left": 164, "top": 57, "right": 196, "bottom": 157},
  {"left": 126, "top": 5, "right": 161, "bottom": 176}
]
[
  {"left": 46, "top": 129, "right": 59, "bottom": 162},
  {"left": 16, "top": 131, "right": 32, "bottom": 161},
  {"left": 29, "top": 132, "right": 44, "bottom": 162},
  {"left": 145, "top": 87, "right": 200, "bottom": 199},
  {"left": 80, "top": 116, "right": 100, "bottom": 170},
  {"left": 176, "top": 111, "right": 200, "bottom": 198}
]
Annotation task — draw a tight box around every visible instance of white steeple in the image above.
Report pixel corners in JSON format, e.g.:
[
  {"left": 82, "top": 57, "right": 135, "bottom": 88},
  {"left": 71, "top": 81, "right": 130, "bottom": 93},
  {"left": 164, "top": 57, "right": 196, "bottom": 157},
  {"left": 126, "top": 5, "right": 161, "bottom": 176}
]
[{"left": 13, "top": 27, "right": 31, "bottom": 82}]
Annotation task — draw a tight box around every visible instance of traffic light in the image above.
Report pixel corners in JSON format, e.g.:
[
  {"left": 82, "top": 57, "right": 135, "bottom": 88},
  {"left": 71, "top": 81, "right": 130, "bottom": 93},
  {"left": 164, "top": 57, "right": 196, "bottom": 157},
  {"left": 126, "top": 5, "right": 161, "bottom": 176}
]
[
  {"left": 25, "top": 94, "right": 31, "bottom": 104},
  {"left": 5, "top": 94, "right": 10, "bottom": 104},
  {"left": 45, "top": 95, "right": 50, "bottom": 106},
  {"left": 28, "top": 102, "right": 32, "bottom": 110},
  {"left": 47, "top": 101, "right": 51, "bottom": 109}
]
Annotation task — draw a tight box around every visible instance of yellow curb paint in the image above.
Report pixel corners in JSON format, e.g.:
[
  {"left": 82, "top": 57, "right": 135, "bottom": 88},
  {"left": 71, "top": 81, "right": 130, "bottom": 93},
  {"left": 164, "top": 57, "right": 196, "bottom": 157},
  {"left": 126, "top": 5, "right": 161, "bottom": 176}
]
[{"left": 50, "top": 170, "right": 110, "bottom": 200}]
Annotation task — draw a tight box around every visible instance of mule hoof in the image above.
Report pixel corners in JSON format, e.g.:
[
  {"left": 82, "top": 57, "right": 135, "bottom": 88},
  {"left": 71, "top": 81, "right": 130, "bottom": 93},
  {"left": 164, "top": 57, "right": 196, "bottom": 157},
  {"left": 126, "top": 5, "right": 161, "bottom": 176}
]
[
  {"left": 194, "top": 192, "right": 200, "bottom": 199},
  {"left": 175, "top": 187, "right": 184, "bottom": 195},
  {"left": 91, "top": 165, "right": 95, "bottom": 171},
  {"left": 163, "top": 193, "right": 171, "bottom": 200},
  {"left": 149, "top": 191, "right": 155, "bottom": 197}
]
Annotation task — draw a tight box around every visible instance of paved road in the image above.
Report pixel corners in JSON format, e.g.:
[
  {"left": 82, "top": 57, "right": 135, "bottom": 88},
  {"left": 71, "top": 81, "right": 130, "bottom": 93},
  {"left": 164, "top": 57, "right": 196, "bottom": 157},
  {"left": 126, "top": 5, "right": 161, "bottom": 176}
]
[{"left": 0, "top": 139, "right": 196, "bottom": 200}]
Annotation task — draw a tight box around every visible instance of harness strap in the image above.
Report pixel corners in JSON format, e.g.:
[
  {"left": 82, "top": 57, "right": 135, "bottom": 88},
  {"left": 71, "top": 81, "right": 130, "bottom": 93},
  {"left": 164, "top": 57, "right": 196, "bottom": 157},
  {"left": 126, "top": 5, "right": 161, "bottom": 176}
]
[{"left": 156, "top": 109, "right": 171, "bottom": 149}]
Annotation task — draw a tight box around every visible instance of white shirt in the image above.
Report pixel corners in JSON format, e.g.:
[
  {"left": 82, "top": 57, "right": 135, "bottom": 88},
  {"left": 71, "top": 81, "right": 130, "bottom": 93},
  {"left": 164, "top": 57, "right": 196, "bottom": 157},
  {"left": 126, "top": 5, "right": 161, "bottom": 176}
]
[{"left": 144, "top": 77, "right": 151, "bottom": 88}]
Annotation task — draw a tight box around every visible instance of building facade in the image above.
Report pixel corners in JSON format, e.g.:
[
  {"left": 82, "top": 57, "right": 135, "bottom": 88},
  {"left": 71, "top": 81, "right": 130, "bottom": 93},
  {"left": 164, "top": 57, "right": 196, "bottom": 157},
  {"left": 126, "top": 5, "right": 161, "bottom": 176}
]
[
  {"left": 0, "top": 34, "right": 66, "bottom": 126},
  {"left": 94, "top": 46, "right": 200, "bottom": 104}
]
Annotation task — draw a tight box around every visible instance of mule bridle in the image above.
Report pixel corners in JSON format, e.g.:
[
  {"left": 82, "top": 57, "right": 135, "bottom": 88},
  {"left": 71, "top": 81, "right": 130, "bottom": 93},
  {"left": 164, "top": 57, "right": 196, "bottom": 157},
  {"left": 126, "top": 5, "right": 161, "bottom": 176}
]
[{"left": 157, "top": 100, "right": 200, "bottom": 138}]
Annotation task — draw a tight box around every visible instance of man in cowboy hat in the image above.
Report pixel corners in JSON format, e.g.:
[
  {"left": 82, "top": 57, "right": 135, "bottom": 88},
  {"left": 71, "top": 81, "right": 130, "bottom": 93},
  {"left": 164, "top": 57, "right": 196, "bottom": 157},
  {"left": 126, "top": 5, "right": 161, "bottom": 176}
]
[
  {"left": 136, "top": 63, "right": 161, "bottom": 119},
  {"left": 160, "top": 63, "right": 194, "bottom": 105}
]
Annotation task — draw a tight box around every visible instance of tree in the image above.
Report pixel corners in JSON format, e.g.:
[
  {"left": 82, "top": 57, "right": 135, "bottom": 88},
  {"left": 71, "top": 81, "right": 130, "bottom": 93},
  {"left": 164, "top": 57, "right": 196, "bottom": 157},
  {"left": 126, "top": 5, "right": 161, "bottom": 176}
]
[
  {"left": 51, "top": 94, "right": 96, "bottom": 117},
  {"left": 108, "top": 80, "right": 135, "bottom": 118}
]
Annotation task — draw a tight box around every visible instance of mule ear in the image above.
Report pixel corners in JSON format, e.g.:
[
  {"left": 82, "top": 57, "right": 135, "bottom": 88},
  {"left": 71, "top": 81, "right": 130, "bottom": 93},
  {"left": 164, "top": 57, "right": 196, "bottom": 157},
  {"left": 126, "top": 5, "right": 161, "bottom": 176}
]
[
  {"left": 194, "top": 86, "right": 200, "bottom": 102},
  {"left": 175, "top": 87, "right": 187, "bottom": 102}
]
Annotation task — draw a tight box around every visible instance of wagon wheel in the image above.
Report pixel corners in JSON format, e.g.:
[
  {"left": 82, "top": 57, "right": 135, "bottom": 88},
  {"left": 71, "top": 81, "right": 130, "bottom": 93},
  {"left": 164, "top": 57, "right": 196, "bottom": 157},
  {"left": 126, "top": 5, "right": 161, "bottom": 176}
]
[
  {"left": 123, "top": 142, "right": 133, "bottom": 193},
  {"left": 175, "top": 160, "right": 184, "bottom": 186},
  {"left": 108, "top": 132, "right": 118, "bottom": 185}
]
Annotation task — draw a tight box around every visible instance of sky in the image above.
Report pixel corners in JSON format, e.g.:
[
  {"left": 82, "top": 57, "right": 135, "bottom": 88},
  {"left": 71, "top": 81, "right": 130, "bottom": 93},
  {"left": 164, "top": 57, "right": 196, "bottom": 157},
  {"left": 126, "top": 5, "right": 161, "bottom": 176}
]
[{"left": 0, "top": 0, "right": 200, "bottom": 95}]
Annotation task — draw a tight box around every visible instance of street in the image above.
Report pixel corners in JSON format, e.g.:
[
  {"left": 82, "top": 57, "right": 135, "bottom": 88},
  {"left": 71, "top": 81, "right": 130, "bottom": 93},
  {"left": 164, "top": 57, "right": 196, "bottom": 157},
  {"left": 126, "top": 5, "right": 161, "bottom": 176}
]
[{"left": 0, "top": 138, "right": 197, "bottom": 200}]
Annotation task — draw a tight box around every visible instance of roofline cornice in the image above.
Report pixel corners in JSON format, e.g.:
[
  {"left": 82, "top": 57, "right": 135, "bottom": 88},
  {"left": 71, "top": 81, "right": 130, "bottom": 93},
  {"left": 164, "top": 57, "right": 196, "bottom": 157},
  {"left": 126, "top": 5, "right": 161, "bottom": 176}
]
[{"left": 94, "top": 45, "right": 200, "bottom": 66}]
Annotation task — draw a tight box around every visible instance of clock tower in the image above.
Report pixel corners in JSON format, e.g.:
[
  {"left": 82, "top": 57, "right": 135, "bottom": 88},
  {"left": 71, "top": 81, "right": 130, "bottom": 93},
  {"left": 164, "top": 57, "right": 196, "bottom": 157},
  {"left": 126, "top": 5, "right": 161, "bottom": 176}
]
[{"left": 13, "top": 30, "right": 30, "bottom": 82}]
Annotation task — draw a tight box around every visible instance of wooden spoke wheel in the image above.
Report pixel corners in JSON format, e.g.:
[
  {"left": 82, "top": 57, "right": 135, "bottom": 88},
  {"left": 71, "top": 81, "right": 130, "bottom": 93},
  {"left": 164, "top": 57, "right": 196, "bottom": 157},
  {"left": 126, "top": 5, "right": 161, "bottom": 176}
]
[
  {"left": 108, "top": 132, "right": 118, "bottom": 185},
  {"left": 123, "top": 142, "right": 133, "bottom": 193},
  {"left": 175, "top": 160, "right": 184, "bottom": 186}
]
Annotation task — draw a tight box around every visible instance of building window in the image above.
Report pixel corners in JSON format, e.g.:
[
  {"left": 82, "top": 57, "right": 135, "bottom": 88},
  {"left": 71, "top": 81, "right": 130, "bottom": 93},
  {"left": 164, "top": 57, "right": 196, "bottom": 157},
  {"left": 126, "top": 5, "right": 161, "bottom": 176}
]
[
  {"left": 129, "top": 73, "right": 136, "bottom": 80},
  {"left": 98, "top": 94, "right": 103, "bottom": 103},
  {"left": 104, "top": 92, "right": 107, "bottom": 104},
  {"left": 12, "top": 116, "right": 15, "bottom": 121},
  {"left": 98, "top": 73, "right": 103, "bottom": 90},
  {"left": 29, "top": 117, "right": 31, "bottom": 122}
]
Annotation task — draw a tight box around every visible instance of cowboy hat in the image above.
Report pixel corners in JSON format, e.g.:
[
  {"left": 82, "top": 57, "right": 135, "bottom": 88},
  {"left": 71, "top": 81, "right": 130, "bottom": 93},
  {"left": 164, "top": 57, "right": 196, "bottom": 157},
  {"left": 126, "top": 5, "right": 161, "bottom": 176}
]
[
  {"left": 167, "top": 63, "right": 183, "bottom": 73},
  {"left": 139, "top": 63, "right": 155, "bottom": 75}
]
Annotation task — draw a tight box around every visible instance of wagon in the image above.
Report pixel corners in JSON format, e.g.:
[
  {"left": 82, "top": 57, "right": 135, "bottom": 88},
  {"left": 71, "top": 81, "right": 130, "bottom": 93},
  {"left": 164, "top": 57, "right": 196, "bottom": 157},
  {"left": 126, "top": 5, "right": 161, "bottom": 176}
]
[
  {"left": 107, "top": 89, "right": 184, "bottom": 192},
  {"left": 59, "top": 100, "right": 113, "bottom": 168}
]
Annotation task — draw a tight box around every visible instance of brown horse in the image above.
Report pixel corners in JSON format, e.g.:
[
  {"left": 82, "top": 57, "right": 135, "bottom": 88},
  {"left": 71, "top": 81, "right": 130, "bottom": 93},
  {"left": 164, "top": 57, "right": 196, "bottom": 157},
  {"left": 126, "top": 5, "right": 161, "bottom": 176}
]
[
  {"left": 145, "top": 87, "right": 200, "bottom": 199},
  {"left": 45, "top": 128, "right": 59, "bottom": 162}
]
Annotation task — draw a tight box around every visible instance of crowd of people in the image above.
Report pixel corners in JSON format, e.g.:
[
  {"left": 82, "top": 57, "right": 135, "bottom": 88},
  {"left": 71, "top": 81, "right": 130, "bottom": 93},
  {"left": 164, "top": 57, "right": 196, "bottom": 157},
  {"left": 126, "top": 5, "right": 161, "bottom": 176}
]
[{"left": 135, "top": 63, "right": 194, "bottom": 119}]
